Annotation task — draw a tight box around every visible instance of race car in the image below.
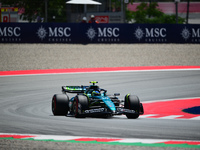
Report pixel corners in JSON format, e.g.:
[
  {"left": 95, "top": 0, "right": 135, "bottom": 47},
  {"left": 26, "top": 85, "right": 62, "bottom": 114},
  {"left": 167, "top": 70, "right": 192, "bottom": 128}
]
[{"left": 52, "top": 81, "right": 144, "bottom": 119}]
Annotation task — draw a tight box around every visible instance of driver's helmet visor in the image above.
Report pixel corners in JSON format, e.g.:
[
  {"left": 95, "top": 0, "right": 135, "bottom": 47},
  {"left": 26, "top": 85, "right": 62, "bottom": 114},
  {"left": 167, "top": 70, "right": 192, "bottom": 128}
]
[{"left": 92, "top": 90, "right": 100, "bottom": 96}]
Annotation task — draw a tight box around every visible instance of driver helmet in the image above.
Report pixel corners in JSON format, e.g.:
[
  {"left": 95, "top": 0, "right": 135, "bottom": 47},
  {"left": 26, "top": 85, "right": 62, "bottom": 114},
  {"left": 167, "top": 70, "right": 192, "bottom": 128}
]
[{"left": 92, "top": 90, "right": 100, "bottom": 96}]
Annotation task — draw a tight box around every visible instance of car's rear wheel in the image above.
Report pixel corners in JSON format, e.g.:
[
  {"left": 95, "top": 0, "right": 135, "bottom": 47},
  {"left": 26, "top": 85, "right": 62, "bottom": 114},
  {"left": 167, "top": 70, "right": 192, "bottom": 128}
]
[
  {"left": 73, "top": 95, "right": 89, "bottom": 118},
  {"left": 52, "top": 94, "right": 69, "bottom": 116},
  {"left": 124, "top": 94, "right": 140, "bottom": 119}
]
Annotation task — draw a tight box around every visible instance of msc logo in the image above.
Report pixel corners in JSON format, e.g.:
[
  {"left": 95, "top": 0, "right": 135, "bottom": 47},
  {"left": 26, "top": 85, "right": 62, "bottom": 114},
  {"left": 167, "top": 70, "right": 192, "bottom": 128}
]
[
  {"left": 134, "top": 26, "right": 167, "bottom": 42},
  {"left": 86, "top": 26, "right": 120, "bottom": 42},
  {"left": 0, "top": 27, "right": 21, "bottom": 42},
  {"left": 98, "top": 27, "right": 119, "bottom": 37},
  {"left": 134, "top": 27, "right": 144, "bottom": 41},
  {"left": 145, "top": 28, "right": 166, "bottom": 38},
  {"left": 181, "top": 27, "right": 200, "bottom": 42},
  {"left": 37, "top": 26, "right": 47, "bottom": 40},
  {"left": 86, "top": 27, "right": 96, "bottom": 41},
  {"left": 181, "top": 27, "right": 190, "bottom": 41},
  {"left": 36, "top": 26, "right": 71, "bottom": 41},
  {"left": 0, "top": 27, "right": 21, "bottom": 37},
  {"left": 49, "top": 27, "right": 71, "bottom": 37}
]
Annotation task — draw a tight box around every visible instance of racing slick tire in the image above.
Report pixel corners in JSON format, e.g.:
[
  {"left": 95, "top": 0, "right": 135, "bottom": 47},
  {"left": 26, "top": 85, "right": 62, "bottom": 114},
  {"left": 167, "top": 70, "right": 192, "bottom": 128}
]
[
  {"left": 73, "top": 95, "right": 89, "bottom": 118},
  {"left": 124, "top": 94, "right": 140, "bottom": 119},
  {"left": 52, "top": 94, "right": 69, "bottom": 116}
]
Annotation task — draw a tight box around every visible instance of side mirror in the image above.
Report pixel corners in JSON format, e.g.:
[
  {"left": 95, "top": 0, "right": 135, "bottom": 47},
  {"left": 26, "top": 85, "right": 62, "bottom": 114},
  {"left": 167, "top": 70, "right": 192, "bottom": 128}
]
[{"left": 114, "top": 93, "right": 120, "bottom": 96}]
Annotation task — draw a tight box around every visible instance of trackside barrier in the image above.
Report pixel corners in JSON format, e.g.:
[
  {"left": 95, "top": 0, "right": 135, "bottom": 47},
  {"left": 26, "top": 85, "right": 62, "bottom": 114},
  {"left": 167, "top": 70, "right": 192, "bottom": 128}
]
[{"left": 0, "top": 23, "right": 199, "bottom": 43}]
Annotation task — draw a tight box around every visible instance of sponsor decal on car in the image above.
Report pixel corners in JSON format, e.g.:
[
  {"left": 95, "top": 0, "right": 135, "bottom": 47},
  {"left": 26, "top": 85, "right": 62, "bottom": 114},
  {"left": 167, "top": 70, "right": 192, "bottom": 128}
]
[
  {"left": 85, "top": 108, "right": 105, "bottom": 114},
  {"left": 117, "top": 108, "right": 135, "bottom": 113}
]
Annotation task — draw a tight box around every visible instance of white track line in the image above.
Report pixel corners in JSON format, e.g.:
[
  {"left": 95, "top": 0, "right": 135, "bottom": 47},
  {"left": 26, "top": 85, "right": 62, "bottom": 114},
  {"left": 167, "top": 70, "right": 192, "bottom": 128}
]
[{"left": 190, "top": 116, "right": 200, "bottom": 120}]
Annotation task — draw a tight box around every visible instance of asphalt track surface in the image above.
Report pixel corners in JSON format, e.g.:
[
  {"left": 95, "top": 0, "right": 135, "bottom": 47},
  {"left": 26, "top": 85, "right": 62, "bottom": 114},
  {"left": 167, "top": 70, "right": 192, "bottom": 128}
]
[{"left": 0, "top": 69, "right": 200, "bottom": 142}]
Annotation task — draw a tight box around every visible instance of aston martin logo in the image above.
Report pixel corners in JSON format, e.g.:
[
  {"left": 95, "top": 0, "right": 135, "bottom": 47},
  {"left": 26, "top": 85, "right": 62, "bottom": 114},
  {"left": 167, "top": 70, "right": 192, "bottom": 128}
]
[
  {"left": 134, "top": 27, "right": 144, "bottom": 41},
  {"left": 37, "top": 26, "right": 47, "bottom": 40},
  {"left": 86, "top": 27, "right": 96, "bottom": 41},
  {"left": 181, "top": 27, "right": 190, "bottom": 41}
]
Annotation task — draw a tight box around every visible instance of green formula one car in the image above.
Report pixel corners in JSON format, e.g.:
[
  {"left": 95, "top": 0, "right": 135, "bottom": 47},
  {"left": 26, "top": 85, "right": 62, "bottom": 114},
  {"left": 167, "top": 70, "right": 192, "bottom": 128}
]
[{"left": 52, "top": 81, "right": 144, "bottom": 119}]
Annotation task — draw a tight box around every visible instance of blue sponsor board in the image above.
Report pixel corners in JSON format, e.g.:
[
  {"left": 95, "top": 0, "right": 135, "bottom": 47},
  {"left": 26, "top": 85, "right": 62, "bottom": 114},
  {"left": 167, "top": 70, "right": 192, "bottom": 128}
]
[{"left": 0, "top": 23, "right": 199, "bottom": 43}]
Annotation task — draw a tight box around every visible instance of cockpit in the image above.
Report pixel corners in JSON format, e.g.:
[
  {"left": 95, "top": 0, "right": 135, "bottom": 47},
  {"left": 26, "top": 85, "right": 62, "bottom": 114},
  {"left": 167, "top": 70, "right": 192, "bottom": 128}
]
[{"left": 85, "top": 81, "right": 107, "bottom": 97}]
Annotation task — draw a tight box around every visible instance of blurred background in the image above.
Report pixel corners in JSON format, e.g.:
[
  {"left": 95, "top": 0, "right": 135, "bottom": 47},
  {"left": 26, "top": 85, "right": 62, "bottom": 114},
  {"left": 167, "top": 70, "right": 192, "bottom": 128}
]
[{"left": 0, "top": 0, "right": 199, "bottom": 24}]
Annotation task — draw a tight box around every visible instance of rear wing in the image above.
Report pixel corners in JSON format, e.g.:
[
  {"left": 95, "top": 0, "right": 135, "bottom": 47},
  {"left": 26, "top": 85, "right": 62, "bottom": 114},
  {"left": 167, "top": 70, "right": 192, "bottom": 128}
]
[{"left": 62, "top": 86, "right": 89, "bottom": 93}]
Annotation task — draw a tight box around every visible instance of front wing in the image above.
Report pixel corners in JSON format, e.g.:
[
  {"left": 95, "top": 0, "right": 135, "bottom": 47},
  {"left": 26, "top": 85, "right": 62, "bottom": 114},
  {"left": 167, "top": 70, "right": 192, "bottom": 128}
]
[{"left": 80, "top": 107, "right": 143, "bottom": 116}]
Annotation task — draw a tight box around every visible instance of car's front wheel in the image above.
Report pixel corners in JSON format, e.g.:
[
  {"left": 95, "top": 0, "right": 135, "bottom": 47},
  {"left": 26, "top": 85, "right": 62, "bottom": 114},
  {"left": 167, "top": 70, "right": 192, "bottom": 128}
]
[
  {"left": 73, "top": 95, "right": 89, "bottom": 118},
  {"left": 124, "top": 94, "right": 140, "bottom": 119}
]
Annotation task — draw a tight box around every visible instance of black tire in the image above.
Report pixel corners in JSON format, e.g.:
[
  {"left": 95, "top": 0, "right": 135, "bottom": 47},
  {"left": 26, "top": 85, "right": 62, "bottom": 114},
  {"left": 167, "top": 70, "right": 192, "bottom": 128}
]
[
  {"left": 52, "top": 94, "right": 69, "bottom": 116},
  {"left": 73, "top": 95, "right": 89, "bottom": 118},
  {"left": 124, "top": 94, "right": 140, "bottom": 119}
]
